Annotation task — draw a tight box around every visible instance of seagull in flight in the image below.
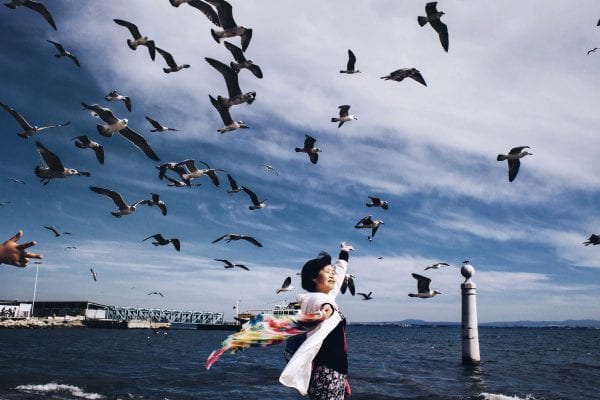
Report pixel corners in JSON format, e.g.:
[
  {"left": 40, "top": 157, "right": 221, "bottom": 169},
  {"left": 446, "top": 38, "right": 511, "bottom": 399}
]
[
  {"left": 583, "top": 234, "right": 600, "bottom": 246},
  {"left": 224, "top": 40, "right": 263, "bottom": 78},
  {"left": 205, "top": 57, "right": 256, "bottom": 108},
  {"left": 381, "top": 68, "right": 427, "bottom": 86},
  {"left": 147, "top": 291, "right": 164, "bottom": 297},
  {"left": 276, "top": 276, "right": 294, "bottom": 293},
  {"left": 46, "top": 40, "right": 80, "bottom": 67},
  {"left": 113, "top": 18, "right": 156, "bottom": 61},
  {"left": 497, "top": 146, "right": 532, "bottom": 182},
  {"left": 295, "top": 134, "right": 321, "bottom": 164},
  {"left": 90, "top": 268, "right": 97, "bottom": 282},
  {"left": 209, "top": 94, "right": 249, "bottom": 133},
  {"left": 81, "top": 102, "right": 160, "bottom": 161},
  {"left": 587, "top": 47, "right": 598, "bottom": 55},
  {"left": 5, "top": 0, "right": 57, "bottom": 30},
  {"left": 176, "top": 159, "right": 223, "bottom": 187},
  {"left": 366, "top": 196, "right": 389, "bottom": 210},
  {"left": 206, "top": 0, "right": 253, "bottom": 51},
  {"left": 44, "top": 226, "right": 71, "bottom": 237},
  {"left": 354, "top": 215, "right": 384, "bottom": 242},
  {"left": 212, "top": 233, "right": 262, "bottom": 247},
  {"left": 424, "top": 262, "right": 449, "bottom": 270},
  {"left": 331, "top": 105, "right": 357, "bottom": 128},
  {"left": 226, "top": 173, "right": 242, "bottom": 194},
  {"left": 242, "top": 186, "right": 267, "bottom": 210},
  {"left": 408, "top": 273, "right": 441, "bottom": 298},
  {"left": 215, "top": 259, "right": 249, "bottom": 271},
  {"left": 145, "top": 116, "right": 179, "bottom": 132},
  {"left": 71, "top": 135, "right": 104, "bottom": 164},
  {"left": 340, "top": 49, "right": 360, "bottom": 74},
  {"left": 9, "top": 178, "right": 25, "bottom": 184},
  {"left": 357, "top": 291, "right": 373, "bottom": 300},
  {"left": 418, "top": 1, "right": 449, "bottom": 52},
  {"left": 0, "top": 101, "right": 70, "bottom": 138},
  {"left": 89, "top": 186, "right": 148, "bottom": 218},
  {"left": 104, "top": 90, "right": 131, "bottom": 112},
  {"left": 156, "top": 47, "right": 190, "bottom": 73},
  {"left": 144, "top": 193, "right": 167, "bottom": 216},
  {"left": 169, "top": 0, "right": 221, "bottom": 27},
  {"left": 262, "top": 165, "right": 278, "bottom": 176},
  {"left": 142, "top": 234, "right": 180, "bottom": 251},
  {"left": 35, "top": 142, "right": 90, "bottom": 185}
]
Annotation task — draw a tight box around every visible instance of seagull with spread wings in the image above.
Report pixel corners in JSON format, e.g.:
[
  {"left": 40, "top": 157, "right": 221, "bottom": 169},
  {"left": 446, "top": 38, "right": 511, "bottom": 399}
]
[
  {"left": 380, "top": 68, "right": 427, "bottom": 86},
  {"left": 418, "top": 1, "right": 449, "bottom": 52},
  {"left": 104, "top": 90, "right": 131, "bottom": 112},
  {"left": 89, "top": 186, "right": 148, "bottom": 218},
  {"left": 365, "top": 196, "right": 389, "bottom": 210},
  {"left": 276, "top": 276, "right": 294, "bottom": 294},
  {"left": 156, "top": 47, "right": 190, "bottom": 73},
  {"left": 145, "top": 116, "right": 179, "bottom": 132},
  {"left": 212, "top": 233, "right": 262, "bottom": 247},
  {"left": 71, "top": 135, "right": 104, "bottom": 164},
  {"left": 340, "top": 49, "right": 360, "bottom": 74},
  {"left": 81, "top": 102, "right": 160, "bottom": 161},
  {"left": 408, "top": 273, "right": 442, "bottom": 298},
  {"left": 497, "top": 146, "right": 532, "bottom": 182},
  {"left": 46, "top": 40, "right": 80, "bottom": 67},
  {"left": 0, "top": 101, "right": 70, "bottom": 138},
  {"left": 242, "top": 186, "right": 266, "bottom": 210},
  {"left": 224, "top": 41, "right": 263, "bottom": 78},
  {"left": 113, "top": 18, "right": 156, "bottom": 61},
  {"left": 142, "top": 234, "right": 180, "bottom": 251},
  {"left": 354, "top": 215, "right": 384, "bottom": 242},
  {"left": 205, "top": 57, "right": 256, "bottom": 108},
  {"left": 215, "top": 259, "right": 249, "bottom": 271},
  {"left": 34, "top": 142, "right": 90, "bottom": 185},
  {"left": 209, "top": 94, "right": 249, "bottom": 133},
  {"left": 5, "top": 0, "right": 56, "bottom": 30},
  {"left": 331, "top": 105, "right": 357, "bottom": 128},
  {"left": 205, "top": 0, "right": 253, "bottom": 51},
  {"left": 295, "top": 134, "right": 321, "bottom": 164}
]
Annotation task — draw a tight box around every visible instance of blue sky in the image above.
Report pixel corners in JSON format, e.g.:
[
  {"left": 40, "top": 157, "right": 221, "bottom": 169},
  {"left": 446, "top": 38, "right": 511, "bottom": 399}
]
[{"left": 1, "top": 0, "right": 599, "bottom": 323}]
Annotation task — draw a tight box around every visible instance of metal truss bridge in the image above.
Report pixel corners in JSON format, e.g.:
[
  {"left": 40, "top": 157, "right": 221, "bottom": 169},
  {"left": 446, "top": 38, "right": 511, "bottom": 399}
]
[{"left": 105, "top": 306, "right": 224, "bottom": 325}]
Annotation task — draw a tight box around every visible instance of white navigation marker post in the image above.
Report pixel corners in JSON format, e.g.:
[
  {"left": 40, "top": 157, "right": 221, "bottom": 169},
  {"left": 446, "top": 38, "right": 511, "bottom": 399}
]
[{"left": 461, "top": 260, "right": 480, "bottom": 365}]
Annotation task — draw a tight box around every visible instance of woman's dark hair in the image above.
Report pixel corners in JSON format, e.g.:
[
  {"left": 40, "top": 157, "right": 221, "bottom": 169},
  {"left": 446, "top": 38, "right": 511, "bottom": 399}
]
[{"left": 301, "top": 252, "right": 331, "bottom": 292}]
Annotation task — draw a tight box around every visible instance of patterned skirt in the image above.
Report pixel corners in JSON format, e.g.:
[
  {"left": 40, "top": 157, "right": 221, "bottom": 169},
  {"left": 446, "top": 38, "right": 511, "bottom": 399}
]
[{"left": 308, "top": 365, "right": 348, "bottom": 400}]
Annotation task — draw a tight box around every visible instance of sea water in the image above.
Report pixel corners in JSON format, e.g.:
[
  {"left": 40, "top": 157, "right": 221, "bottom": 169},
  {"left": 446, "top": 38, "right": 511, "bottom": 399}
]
[{"left": 0, "top": 326, "right": 597, "bottom": 399}]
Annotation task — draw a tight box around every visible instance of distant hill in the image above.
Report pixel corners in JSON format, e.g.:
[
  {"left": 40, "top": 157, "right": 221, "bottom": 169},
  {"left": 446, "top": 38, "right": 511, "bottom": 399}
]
[{"left": 353, "top": 319, "right": 600, "bottom": 328}]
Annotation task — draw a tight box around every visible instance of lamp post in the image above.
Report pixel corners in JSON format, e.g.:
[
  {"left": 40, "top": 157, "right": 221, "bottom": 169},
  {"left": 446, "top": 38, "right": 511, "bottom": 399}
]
[
  {"left": 461, "top": 260, "right": 480, "bottom": 365},
  {"left": 30, "top": 261, "right": 41, "bottom": 319}
]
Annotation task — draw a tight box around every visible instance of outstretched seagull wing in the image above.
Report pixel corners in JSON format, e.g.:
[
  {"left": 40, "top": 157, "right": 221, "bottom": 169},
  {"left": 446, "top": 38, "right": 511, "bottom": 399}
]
[
  {"left": 0, "top": 101, "right": 32, "bottom": 130},
  {"left": 241, "top": 186, "right": 259, "bottom": 206},
  {"left": 23, "top": 0, "right": 57, "bottom": 30},
  {"left": 119, "top": 126, "right": 160, "bottom": 161},
  {"left": 205, "top": 0, "right": 236, "bottom": 29},
  {"left": 188, "top": 0, "right": 221, "bottom": 26},
  {"left": 89, "top": 186, "right": 128, "bottom": 209},
  {"left": 209, "top": 94, "right": 233, "bottom": 125},
  {"left": 346, "top": 49, "right": 356, "bottom": 70},
  {"left": 205, "top": 57, "right": 242, "bottom": 98},
  {"left": 113, "top": 19, "right": 141, "bottom": 39},
  {"left": 36, "top": 141, "right": 64, "bottom": 171},
  {"left": 155, "top": 47, "right": 177, "bottom": 69},
  {"left": 241, "top": 235, "right": 262, "bottom": 247},
  {"left": 412, "top": 273, "right": 432, "bottom": 293},
  {"left": 224, "top": 40, "right": 246, "bottom": 63},
  {"left": 81, "top": 102, "right": 119, "bottom": 124}
]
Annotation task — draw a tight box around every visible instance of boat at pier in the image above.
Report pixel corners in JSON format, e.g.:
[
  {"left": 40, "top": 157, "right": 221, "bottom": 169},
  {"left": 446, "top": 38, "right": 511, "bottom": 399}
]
[{"left": 234, "top": 301, "right": 301, "bottom": 324}]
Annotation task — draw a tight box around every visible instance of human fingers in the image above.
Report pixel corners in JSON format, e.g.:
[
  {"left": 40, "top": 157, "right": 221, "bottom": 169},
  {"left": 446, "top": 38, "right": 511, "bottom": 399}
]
[
  {"left": 17, "top": 241, "right": 36, "bottom": 250},
  {"left": 7, "top": 230, "right": 23, "bottom": 244},
  {"left": 24, "top": 252, "right": 43, "bottom": 260}
]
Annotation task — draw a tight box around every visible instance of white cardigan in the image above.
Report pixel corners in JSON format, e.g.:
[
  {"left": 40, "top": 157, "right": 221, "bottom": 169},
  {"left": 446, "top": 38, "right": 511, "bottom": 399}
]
[{"left": 279, "top": 258, "right": 348, "bottom": 395}]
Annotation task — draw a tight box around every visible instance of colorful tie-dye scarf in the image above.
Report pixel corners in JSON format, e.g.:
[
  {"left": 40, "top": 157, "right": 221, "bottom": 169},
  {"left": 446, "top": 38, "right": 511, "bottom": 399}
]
[{"left": 206, "top": 312, "right": 326, "bottom": 369}]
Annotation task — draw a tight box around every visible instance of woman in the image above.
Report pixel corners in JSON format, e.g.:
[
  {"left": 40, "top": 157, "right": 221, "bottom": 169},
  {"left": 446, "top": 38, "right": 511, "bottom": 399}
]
[{"left": 280, "top": 241, "right": 354, "bottom": 399}]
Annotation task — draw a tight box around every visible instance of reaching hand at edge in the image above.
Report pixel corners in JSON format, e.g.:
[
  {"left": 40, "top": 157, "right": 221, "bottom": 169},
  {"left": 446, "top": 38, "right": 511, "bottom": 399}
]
[{"left": 0, "top": 230, "right": 43, "bottom": 267}]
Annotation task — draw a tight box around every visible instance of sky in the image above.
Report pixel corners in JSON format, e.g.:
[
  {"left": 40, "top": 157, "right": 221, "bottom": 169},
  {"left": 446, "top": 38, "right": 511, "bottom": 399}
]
[{"left": 0, "top": 0, "right": 599, "bottom": 323}]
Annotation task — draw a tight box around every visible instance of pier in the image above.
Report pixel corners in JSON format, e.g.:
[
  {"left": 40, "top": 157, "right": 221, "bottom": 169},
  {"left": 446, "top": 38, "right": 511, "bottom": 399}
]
[{"left": 0, "top": 300, "right": 237, "bottom": 330}]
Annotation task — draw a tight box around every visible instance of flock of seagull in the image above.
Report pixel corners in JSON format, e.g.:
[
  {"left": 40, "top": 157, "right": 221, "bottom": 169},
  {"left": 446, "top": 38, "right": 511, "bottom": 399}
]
[{"left": 1, "top": 0, "right": 598, "bottom": 311}]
